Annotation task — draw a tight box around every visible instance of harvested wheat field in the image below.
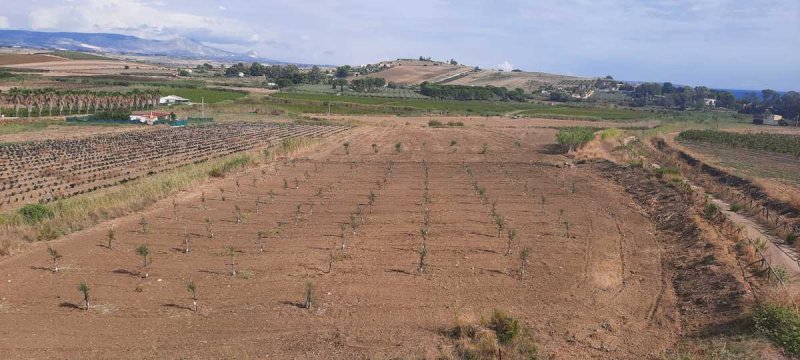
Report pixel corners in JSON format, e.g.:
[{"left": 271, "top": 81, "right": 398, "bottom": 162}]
[{"left": 0, "top": 123, "right": 683, "bottom": 359}]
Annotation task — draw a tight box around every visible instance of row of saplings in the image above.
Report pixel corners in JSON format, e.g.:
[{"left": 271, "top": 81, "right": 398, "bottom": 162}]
[{"left": 45, "top": 160, "right": 336, "bottom": 312}]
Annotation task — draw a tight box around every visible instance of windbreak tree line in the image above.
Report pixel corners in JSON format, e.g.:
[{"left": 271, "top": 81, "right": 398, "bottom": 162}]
[
  {"left": 0, "top": 88, "right": 161, "bottom": 118},
  {"left": 419, "top": 82, "right": 528, "bottom": 102}
]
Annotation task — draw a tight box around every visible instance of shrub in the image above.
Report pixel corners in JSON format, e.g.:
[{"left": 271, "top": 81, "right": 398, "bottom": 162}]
[
  {"left": 730, "top": 203, "right": 743, "bottom": 213},
  {"left": 787, "top": 233, "right": 798, "bottom": 246},
  {"left": 752, "top": 304, "right": 800, "bottom": 356},
  {"left": 704, "top": 203, "right": 719, "bottom": 220},
  {"left": 555, "top": 127, "right": 596, "bottom": 151},
  {"left": 487, "top": 309, "right": 520, "bottom": 345},
  {"left": 428, "top": 120, "right": 443, "bottom": 127},
  {"left": 18, "top": 204, "right": 53, "bottom": 225}
]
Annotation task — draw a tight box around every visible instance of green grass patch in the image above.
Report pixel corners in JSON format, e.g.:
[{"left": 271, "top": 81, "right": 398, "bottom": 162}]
[
  {"left": 752, "top": 304, "right": 800, "bottom": 356},
  {"left": 556, "top": 127, "right": 597, "bottom": 150},
  {"left": 677, "top": 129, "right": 800, "bottom": 157},
  {"left": 17, "top": 204, "right": 54, "bottom": 224}
]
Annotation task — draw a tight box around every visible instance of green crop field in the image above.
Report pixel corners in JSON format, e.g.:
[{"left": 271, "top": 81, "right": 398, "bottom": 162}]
[
  {"left": 269, "top": 91, "right": 676, "bottom": 120},
  {"left": 289, "top": 84, "right": 429, "bottom": 99}
]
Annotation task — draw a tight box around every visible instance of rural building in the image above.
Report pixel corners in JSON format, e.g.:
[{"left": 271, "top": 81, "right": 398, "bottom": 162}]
[
  {"left": 159, "top": 95, "right": 190, "bottom": 105},
  {"left": 753, "top": 112, "right": 783, "bottom": 126},
  {"left": 703, "top": 98, "right": 717, "bottom": 107},
  {"left": 131, "top": 111, "right": 172, "bottom": 125}
]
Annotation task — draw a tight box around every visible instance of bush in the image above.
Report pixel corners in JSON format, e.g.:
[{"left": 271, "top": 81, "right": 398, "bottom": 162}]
[
  {"left": 704, "top": 203, "right": 720, "bottom": 220},
  {"left": 18, "top": 204, "right": 54, "bottom": 224},
  {"left": 555, "top": 127, "right": 596, "bottom": 151},
  {"left": 428, "top": 120, "right": 443, "bottom": 127},
  {"left": 752, "top": 304, "right": 800, "bottom": 356},
  {"left": 730, "top": 203, "right": 743, "bottom": 213},
  {"left": 787, "top": 233, "right": 798, "bottom": 246},
  {"left": 487, "top": 309, "right": 520, "bottom": 344}
]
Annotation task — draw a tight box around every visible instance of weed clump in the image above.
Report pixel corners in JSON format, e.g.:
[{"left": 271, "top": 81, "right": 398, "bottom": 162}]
[
  {"left": 444, "top": 310, "right": 538, "bottom": 359},
  {"left": 18, "top": 204, "right": 53, "bottom": 224},
  {"left": 752, "top": 304, "right": 800, "bottom": 356}
]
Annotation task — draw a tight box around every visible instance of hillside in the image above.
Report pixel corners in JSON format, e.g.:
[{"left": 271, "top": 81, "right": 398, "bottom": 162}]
[{"left": 361, "top": 59, "right": 593, "bottom": 92}]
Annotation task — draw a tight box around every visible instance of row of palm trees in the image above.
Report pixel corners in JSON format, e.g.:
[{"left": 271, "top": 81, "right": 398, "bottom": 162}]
[{"left": 0, "top": 88, "right": 161, "bottom": 118}]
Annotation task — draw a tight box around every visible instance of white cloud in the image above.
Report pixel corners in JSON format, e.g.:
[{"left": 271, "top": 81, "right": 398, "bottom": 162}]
[
  {"left": 218, "top": 5, "right": 226, "bottom": 11},
  {"left": 0, "top": 16, "right": 9, "bottom": 29},
  {"left": 497, "top": 61, "right": 513, "bottom": 72},
  {"left": 28, "top": 0, "right": 265, "bottom": 45}
]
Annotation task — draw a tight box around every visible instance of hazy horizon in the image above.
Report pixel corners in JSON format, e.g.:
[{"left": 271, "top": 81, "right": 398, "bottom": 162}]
[{"left": 1, "top": 0, "right": 798, "bottom": 91}]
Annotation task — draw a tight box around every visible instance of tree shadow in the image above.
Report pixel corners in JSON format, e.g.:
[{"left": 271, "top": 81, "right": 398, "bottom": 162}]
[
  {"left": 30, "top": 266, "right": 54, "bottom": 272},
  {"left": 162, "top": 303, "right": 193, "bottom": 311},
  {"left": 59, "top": 302, "right": 82, "bottom": 310},
  {"left": 112, "top": 268, "right": 140, "bottom": 277},
  {"left": 198, "top": 269, "right": 229, "bottom": 277},
  {"left": 387, "top": 269, "right": 413, "bottom": 275},
  {"left": 469, "top": 231, "right": 497, "bottom": 238},
  {"left": 279, "top": 300, "right": 307, "bottom": 309},
  {"left": 477, "top": 268, "right": 506, "bottom": 275}
]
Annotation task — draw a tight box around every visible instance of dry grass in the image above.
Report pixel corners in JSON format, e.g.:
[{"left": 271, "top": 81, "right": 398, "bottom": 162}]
[{"left": 0, "top": 136, "right": 318, "bottom": 255}]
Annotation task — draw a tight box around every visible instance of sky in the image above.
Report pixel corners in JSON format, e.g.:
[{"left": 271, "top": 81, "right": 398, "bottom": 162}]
[{"left": 0, "top": 0, "right": 798, "bottom": 90}]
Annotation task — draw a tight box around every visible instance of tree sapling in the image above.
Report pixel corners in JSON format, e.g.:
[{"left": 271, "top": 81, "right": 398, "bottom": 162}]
[
  {"left": 47, "top": 243, "right": 62, "bottom": 272},
  {"left": 78, "top": 281, "right": 90, "bottom": 310}
]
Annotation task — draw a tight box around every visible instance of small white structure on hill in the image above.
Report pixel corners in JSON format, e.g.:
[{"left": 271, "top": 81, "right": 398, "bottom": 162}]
[{"left": 159, "top": 95, "right": 191, "bottom": 105}]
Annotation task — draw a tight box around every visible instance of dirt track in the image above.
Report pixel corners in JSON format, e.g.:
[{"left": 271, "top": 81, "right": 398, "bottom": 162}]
[{"left": 0, "top": 124, "right": 676, "bottom": 358}]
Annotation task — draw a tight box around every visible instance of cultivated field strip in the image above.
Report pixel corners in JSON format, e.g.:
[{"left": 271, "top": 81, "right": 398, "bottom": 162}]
[
  {"left": 0, "top": 123, "right": 347, "bottom": 210},
  {"left": 0, "top": 126, "right": 673, "bottom": 358}
]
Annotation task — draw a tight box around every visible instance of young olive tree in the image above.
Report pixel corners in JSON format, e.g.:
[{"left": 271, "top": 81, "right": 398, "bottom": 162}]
[
  {"left": 520, "top": 248, "right": 531, "bottom": 276},
  {"left": 187, "top": 281, "right": 197, "bottom": 312},
  {"left": 183, "top": 227, "right": 190, "bottom": 254},
  {"left": 494, "top": 215, "right": 506, "bottom": 238},
  {"left": 506, "top": 228, "right": 518, "bottom": 256},
  {"left": 106, "top": 227, "right": 115, "bottom": 249},
  {"left": 78, "top": 281, "right": 90, "bottom": 310},
  {"left": 226, "top": 245, "right": 236, "bottom": 276},
  {"left": 138, "top": 216, "right": 149, "bottom": 234},
  {"left": 343, "top": 142, "right": 350, "bottom": 155},
  {"left": 304, "top": 281, "right": 314, "bottom": 309},
  {"left": 136, "top": 244, "right": 150, "bottom": 278},
  {"left": 47, "top": 243, "right": 62, "bottom": 272},
  {"left": 418, "top": 246, "right": 428, "bottom": 273},
  {"left": 205, "top": 217, "right": 214, "bottom": 239}
]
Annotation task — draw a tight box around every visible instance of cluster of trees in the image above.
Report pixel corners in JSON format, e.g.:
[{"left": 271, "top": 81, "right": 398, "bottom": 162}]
[
  {"left": 740, "top": 90, "right": 800, "bottom": 119},
  {"left": 420, "top": 82, "right": 528, "bottom": 101},
  {"left": 627, "top": 82, "right": 737, "bottom": 109},
  {"left": 348, "top": 77, "right": 386, "bottom": 92},
  {"left": 0, "top": 88, "right": 160, "bottom": 117},
  {"left": 224, "top": 63, "right": 327, "bottom": 87}
]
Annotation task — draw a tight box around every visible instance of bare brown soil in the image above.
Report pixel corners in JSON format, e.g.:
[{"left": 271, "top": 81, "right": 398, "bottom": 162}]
[
  {"left": 0, "top": 53, "right": 66, "bottom": 66},
  {"left": 363, "top": 63, "right": 470, "bottom": 84},
  {"left": 448, "top": 70, "right": 589, "bottom": 91},
  {"left": 0, "top": 124, "right": 686, "bottom": 358},
  {"left": 311, "top": 114, "right": 660, "bottom": 129},
  {"left": 3, "top": 60, "right": 167, "bottom": 76}
]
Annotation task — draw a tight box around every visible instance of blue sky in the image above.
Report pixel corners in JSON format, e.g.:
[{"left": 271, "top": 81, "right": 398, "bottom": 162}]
[{"left": 1, "top": 0, "right": 798, "bottom": 90}]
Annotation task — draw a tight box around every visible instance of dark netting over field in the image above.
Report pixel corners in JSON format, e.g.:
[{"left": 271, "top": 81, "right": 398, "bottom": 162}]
[{"left": 0, "top": 123, "right": 346, "bottom": 209}]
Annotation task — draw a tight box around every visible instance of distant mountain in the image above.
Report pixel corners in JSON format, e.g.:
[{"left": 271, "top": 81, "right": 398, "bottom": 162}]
[{"left": 0, "top": 29, "right": 286, "bottom": 63}]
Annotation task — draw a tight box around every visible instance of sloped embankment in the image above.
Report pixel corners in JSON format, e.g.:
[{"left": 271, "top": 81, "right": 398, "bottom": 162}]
[{"left": 594, "top": 161, "right": 754, "bottom": 335}]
